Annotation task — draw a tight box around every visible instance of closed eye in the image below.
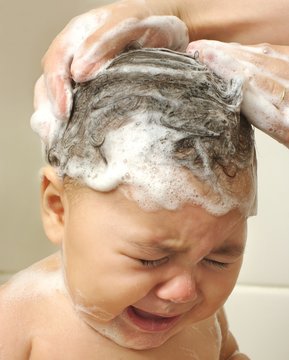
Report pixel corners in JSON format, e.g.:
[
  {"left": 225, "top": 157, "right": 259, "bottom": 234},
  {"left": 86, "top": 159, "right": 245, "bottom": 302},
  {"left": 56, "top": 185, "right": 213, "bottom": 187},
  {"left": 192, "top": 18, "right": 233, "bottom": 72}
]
[
  {"left": 203, "top": 258, "right": 229, "bottom": 270},
  {"left": 139, "top": 257, "right": 169, "bottom": 268}
]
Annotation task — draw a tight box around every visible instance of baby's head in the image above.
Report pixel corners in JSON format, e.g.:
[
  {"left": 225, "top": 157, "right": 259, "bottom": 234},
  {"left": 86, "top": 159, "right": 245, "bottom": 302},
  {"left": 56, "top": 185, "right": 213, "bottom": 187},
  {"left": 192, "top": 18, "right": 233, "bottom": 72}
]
[
  {"left": 42, "top": 48, "right": 256, "bottom": 216},
  {"left": 35, "top": 49, "right": 256, "bottom": 350}
]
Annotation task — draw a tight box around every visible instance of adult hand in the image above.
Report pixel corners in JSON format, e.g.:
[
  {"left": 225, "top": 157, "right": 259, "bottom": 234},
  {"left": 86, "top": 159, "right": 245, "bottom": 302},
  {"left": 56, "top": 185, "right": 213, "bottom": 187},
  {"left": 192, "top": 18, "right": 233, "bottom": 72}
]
[
  {"left": 32, "top": 0, "right": 289, "bottom": 146},
  {"left": 187, "top": 40, "right": 289, "bottom": 148},
  {"left": 32, "top": 0, "right": 188, "bottom": 132}
]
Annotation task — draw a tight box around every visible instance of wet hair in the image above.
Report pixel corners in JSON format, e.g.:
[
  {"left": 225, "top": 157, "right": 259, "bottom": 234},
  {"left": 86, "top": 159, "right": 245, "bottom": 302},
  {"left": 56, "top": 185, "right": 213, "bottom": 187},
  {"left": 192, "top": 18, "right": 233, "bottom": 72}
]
[{"left": 44, "top": 48, "right": 256, "bottom": 214}]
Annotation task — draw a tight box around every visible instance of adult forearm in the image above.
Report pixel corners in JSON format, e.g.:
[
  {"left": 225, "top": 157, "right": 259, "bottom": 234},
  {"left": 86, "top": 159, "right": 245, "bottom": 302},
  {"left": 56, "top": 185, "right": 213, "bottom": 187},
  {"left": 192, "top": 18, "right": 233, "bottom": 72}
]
[{"left": 144, "top": 0, "right": 289, "bottom": 44}]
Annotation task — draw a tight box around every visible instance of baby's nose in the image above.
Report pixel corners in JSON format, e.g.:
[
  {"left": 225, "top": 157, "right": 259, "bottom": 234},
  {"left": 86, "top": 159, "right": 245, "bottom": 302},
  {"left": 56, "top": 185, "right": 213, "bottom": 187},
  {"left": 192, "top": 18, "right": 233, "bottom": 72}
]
[{"left": 155, "top": 270, "right": 197, "bottom": 304}]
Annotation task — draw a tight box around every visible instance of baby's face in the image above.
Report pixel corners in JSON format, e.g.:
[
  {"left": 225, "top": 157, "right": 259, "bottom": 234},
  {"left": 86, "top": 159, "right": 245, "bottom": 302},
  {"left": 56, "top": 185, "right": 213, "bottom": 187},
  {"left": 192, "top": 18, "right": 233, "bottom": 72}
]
[{"left": 60, "top": 184, "right": 247, "bottom": 350}]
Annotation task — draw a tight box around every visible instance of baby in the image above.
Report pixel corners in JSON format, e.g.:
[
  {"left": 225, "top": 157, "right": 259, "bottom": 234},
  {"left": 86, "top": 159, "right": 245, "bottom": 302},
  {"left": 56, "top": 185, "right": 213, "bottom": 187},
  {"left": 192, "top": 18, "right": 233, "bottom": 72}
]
[{"left": 0, "top": 49, "right": 256, "bottom": 359}]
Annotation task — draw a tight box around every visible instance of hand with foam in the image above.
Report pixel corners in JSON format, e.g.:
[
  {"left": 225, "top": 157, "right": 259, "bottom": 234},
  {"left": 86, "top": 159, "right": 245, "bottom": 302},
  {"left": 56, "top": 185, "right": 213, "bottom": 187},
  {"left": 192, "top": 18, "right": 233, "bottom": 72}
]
[
  {"left": 32, "top": 0, "right": 289, "bottom": 145},
  {"left": 187, "top": 40, "right": 289, "bottom": 148},
  {"left": 31, "top": 0, "right": 189, "bottom": 139}
]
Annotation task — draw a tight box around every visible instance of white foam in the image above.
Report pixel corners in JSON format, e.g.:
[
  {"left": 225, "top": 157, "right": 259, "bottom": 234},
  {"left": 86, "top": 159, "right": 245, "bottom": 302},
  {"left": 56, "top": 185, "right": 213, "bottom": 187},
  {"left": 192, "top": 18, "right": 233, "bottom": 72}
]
[
  {"left": 63, "top": 113, "right": 248, "bottom": 215},
  {"left": 32, "top": 47, "right": 256, "bottom": 216},
  {"left": 2, "top": 267, "right": 65, "bottom": 302}
]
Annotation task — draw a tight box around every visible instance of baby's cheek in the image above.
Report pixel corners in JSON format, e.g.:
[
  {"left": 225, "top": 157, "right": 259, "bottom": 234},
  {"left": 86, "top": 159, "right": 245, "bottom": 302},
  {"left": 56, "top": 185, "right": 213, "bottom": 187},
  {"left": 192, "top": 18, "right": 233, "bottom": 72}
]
[
  {"left": 65, "top": 264, "right": 146, "bottom": 319},
  {"left": 201, "top": 270, "right": 240, "bottom": 313}
]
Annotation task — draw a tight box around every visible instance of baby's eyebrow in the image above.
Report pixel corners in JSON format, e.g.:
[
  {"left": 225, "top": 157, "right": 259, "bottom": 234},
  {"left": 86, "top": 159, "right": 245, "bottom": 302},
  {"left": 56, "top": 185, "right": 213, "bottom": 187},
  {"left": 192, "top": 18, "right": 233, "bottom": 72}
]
[
  {"left": 131, "top": 239, "right": 190, "bottom": 255},
  {"left": 130, "top": 239, "right": 245, "bottom": 258},
  {"left": 210, "top": 243, "right": 245, "bottom": 257},
  {"left": 130, "top": 240, "right": 186, "bottom": 255}
]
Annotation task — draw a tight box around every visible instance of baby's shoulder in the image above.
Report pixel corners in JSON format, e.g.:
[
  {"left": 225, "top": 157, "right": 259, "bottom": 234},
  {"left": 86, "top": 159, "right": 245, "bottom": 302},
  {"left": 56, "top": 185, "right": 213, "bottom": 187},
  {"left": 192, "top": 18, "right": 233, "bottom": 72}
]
[
  {"left": 0, "top": 278, "right": 31, "bottom": 358},
  {"left": 0, "top": 252, "right": 65, "bottom": 359},
  {"left": 0, "top": 252, "right": 65, "bottom": 307}
]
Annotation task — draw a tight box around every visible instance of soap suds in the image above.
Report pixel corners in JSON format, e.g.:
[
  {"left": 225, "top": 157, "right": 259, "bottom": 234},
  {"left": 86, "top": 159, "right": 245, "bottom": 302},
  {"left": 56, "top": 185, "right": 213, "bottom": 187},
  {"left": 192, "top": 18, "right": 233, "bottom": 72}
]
[
  {"left": 32, "top": 48, "right": 256, "bottom": 216},
  {"left": 2, "top": 267, "right": 65, "bottom": 302}
]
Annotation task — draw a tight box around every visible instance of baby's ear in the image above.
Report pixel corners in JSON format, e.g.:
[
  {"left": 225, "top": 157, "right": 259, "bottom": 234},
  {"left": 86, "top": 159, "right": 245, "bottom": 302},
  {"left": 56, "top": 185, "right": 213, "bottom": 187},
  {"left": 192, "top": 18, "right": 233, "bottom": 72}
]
[{"left": 40, "top": 166, "right": 65, "bottom": 245}]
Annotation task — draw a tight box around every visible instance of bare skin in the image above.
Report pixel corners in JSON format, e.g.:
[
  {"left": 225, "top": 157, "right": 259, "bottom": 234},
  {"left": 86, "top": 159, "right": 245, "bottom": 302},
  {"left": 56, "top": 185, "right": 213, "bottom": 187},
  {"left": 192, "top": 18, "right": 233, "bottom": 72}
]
[
  {"left": 0, "top": 253, "right": 247, "bottom": 360},
  {"left": 0, "top": 166, "right": 252, "bottom": 359}
]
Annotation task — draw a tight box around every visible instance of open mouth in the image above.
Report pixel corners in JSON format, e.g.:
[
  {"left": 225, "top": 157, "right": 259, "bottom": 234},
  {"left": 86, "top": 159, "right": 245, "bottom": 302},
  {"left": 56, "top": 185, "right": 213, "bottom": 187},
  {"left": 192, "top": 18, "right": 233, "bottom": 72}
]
[{"left": 126, "top": 306, "right": 182, "bottom": 332}]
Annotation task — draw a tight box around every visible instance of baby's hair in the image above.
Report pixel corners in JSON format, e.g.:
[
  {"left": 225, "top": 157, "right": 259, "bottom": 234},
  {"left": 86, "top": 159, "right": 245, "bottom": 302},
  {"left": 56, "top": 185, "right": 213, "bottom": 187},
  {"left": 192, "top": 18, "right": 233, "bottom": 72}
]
[{"left": 44, "top": 48, "right": 256, "bottom": 214}]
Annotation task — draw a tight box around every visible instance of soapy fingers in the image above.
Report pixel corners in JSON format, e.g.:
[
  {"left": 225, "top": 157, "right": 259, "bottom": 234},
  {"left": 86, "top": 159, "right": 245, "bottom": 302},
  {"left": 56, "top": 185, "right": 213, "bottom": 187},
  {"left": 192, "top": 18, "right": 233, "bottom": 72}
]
[
  {"left": 38, "top": 4, "right": 188, "bottom": 122},
  {"left": 31, "top": 75, "right": 61, "bottom": 146},
  {"left": 187, "top": 41, "right": 289, "bottom": 147},
  {"left": 71, "top": 16, "right": 189, "bottom": 82},
  {"left": 41, "top": 9, "right": 110, "bottom": 120}
]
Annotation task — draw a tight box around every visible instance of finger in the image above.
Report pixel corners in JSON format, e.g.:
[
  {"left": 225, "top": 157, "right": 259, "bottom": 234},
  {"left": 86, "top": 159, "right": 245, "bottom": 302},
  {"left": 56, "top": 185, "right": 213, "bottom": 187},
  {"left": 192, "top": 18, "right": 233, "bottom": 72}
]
[
  {"left": 249, "top": 74, "right": 289, "bottom": 108},
  {"left": 44, "top": 73, "right": 73, "bottom": 120},
  {"left": 242, "top": 83, "right": 289, "bottom": 147},
  {"left": 188, "top": 41, "right": 289, "bottom": 81},
  {"left": 186, "top": 40, "right": 288, "bottom": 57},
  {"left": 42, "top": 40, "right": 74, "bottom": 120},
  {"left": 213, "top": 44, "right": 289, "bottom": 81},
  {"left": 186, "top": 39, "right": 231, "bottom": 59},
  {"left": 42, "top": 10, "right": 109, "bottom": 119},
  {"left": 229, "top": 43, "right": 289, "bottom": 59},
  {"left": 72, "top": 16, "right": 189, "bottom": 82},
  {"left": 31, "top": 75, "right": 60, "bottom": 146},
  {"left": 42, "top": 34, "right": 75, "bottom": 119},
  {"left": 190, "top": 42, "right": 289, "bottom": 110},
  {"left": 137, "top": 16, "right": 189, "bottom": 50},
  {"left": 33, "top": 74, "right": 48, "bottom": 110},
  {"left": 71, "top": 17, "right": 149, "bottom": 81},
  {"left": 187, "top": 41, "right": 289, "bottom": 146},
  {"left": 42, "top": 9, "right": 110, "bottom": 75}
]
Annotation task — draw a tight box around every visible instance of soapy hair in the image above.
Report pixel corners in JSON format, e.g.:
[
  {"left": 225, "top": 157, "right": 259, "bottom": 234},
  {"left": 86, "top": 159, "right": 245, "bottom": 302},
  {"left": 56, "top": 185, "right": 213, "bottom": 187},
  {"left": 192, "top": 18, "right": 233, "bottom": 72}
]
[{"left": 44, "top": 48, "right": 255, "bottom": 214}]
